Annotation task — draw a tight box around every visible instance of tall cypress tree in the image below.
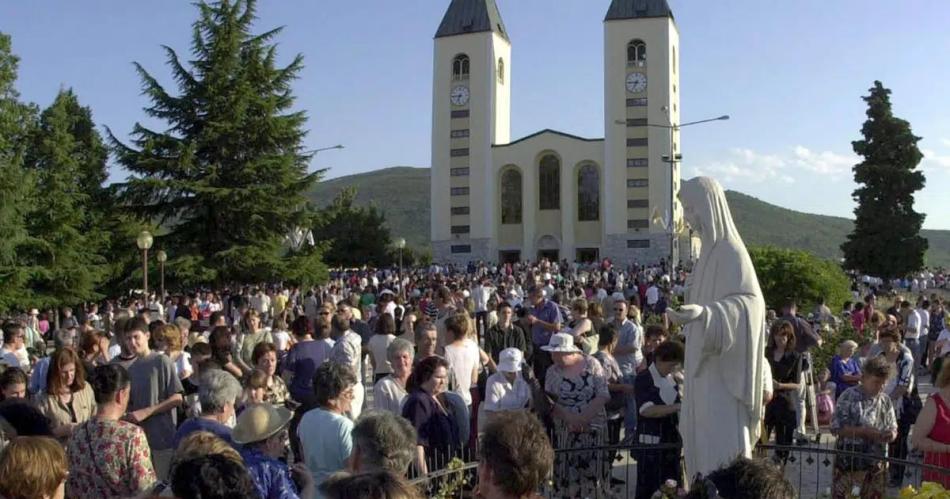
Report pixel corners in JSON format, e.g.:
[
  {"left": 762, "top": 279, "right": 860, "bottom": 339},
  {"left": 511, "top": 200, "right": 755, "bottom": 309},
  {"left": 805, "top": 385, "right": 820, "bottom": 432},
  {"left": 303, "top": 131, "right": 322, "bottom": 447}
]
[
  {"left": 0, "top": 32, "right": 39, "bottom": 311},
  {"left": 23, "top": 89, "right": 108, "bottom": 307},
  {"left": 111, "top": 0, "right": 325, "bottom": 286},
  {"left": 842, "top": 81, "right": 927, "bottom": 278}
]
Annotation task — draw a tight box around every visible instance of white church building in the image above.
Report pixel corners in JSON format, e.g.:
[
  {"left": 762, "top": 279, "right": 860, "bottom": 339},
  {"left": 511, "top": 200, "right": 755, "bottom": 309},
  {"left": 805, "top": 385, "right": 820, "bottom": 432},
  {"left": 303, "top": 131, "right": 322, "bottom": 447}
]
[{"left": 430, "top": 0, "right": 695, "bottom": 265}]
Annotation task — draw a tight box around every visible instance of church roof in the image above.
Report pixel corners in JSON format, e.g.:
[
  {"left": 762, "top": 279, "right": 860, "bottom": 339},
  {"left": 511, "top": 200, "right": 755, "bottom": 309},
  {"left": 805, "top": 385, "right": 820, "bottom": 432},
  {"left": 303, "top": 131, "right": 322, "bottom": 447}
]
[
  {"left": 604, "top": 0, "right": 674, "bottom": 21},
  {"left": 435, "top": 0, "right": 509, "bottom": 41},
  {"left": 494, "top": 129, "right": 604, "bottom": 148}
]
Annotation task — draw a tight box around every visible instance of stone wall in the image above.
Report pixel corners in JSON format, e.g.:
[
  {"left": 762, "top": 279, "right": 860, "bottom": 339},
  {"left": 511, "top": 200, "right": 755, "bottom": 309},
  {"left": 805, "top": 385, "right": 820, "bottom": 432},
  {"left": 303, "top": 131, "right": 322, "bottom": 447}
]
[{"left": 432, "top": 238, "right": 492, "bottom": 265}]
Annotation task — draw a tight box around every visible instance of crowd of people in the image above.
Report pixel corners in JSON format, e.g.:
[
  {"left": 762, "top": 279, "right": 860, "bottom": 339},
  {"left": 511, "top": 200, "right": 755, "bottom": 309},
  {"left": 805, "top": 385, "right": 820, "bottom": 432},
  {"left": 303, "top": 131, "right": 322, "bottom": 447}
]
[
  {"left": 0, "top": 258, "right": 946, "bottom": 498},
  {"left": 757, "top": 277, "right": 950, "bottom": 498}
]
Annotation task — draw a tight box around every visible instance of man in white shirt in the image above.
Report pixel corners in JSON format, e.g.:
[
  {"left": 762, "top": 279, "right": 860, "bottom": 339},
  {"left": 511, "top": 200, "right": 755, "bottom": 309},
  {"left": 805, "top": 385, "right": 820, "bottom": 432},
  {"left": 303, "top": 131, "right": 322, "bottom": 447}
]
[
  {"left": 480, "top": 348, "right": 531, "bottom": 432},
  {"left": 472, "top": 278, "right": 495, "bottom": 338},
  {"left": 0, "top": 322, "right": 25, "bottom": 369},
  {"left": 902, "top": 300, "right": 922, "bottom": 369},
  {"left": 612, "top": 299, "right": 642, "bottom": 438},
  {"left": 378, "top": 290, "right": 397, "bottom": 318},
  {"left": 645, "top": 281, "right": 660, "bottom": 312},
  {"left": 330, "top": 312, "right": 365, "bottom": 421}
]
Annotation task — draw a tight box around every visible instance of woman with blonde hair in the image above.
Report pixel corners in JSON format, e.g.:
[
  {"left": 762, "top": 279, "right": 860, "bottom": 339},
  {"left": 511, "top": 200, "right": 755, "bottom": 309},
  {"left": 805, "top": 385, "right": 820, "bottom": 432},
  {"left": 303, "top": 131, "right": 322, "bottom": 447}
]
[
  {"left": 243, "top": 368, "right": 270, "bottom": 408},
  {"left": 36, "top": 347, "right": 96, "bottom": 441},
  {"left": 0, "top": 436, "right": 68, "bottom": 499},
  {"left": 160, "top": 324, "right": 192, "bottom": 381},
  {"left": 568, "top": 298, "right": 595, "bottom": 355},
  {"left": 830, "top": 340, "right": 861, "bottom": 399},
  {"left": 627, "top": 303, "right": 643, "bottom": 326}
]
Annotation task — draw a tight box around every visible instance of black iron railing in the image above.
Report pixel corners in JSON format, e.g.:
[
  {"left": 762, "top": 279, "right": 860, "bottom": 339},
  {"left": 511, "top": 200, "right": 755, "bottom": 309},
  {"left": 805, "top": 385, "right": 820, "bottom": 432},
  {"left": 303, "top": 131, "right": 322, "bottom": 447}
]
[{"left": 409, "top": 442, "right": 950, "bottom": 499}]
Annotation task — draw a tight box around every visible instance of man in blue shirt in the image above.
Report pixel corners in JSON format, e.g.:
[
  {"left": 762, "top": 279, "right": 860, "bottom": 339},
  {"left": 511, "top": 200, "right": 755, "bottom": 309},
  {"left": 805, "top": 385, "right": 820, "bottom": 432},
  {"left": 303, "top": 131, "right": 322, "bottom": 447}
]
[
  {"left": 611, "top": 299, "right": 642, "bottom": 439},
  {"left": 173, "top": 369, "right": 241, "bottom": 448},
  {"left": 526, "top": 285, "right": 562, "bottom": 383}
]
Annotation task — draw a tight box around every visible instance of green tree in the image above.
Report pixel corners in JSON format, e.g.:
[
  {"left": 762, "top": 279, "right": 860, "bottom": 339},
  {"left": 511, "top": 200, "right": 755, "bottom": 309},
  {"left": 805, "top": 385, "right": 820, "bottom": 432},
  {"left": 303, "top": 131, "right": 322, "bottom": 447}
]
[
  {"left": 316, "top": 187, "right": 394, "bottom": 267},
  {"left": 842, "top": 81, "right": 927, "bottom": 278},
  {"left": 22, "top": 89, "right": 109, "bottom": 307},
  {"left": 110, "top": 0, "right": 324, "bottom": 286},
  {"left": 0, "top": 32, "right": 39, "bottom": 311},
  {"left": 748, "top": 246, "right": 851, "bottom": 312}
]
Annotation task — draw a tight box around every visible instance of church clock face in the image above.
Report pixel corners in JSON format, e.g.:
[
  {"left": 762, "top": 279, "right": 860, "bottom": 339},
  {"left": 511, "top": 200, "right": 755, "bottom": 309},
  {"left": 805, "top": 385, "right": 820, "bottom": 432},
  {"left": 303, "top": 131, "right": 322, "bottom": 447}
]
[
  {"left": 450, "top": 85, "right": 470, "bottom": 106},
  {"left": 626, "top": 72, "right": 647, "bottom": 93}
]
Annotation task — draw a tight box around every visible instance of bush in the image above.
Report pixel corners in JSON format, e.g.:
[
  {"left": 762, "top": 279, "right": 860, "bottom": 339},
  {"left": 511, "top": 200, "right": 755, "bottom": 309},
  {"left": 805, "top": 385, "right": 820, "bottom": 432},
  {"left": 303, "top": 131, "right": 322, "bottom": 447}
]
[
  {"left": 811, "top": 320, "right": 864, "bottom": 375},
  {"left": 748, "top": 246, "right": 852, "bottom": 313}
]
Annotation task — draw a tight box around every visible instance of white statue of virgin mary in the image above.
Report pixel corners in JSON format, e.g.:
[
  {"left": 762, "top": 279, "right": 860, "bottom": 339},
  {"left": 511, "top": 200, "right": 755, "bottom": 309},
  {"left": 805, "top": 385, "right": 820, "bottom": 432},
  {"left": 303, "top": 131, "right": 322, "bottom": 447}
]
[{"left": 667, "top": 176, "right": 767, "bottom": 478}]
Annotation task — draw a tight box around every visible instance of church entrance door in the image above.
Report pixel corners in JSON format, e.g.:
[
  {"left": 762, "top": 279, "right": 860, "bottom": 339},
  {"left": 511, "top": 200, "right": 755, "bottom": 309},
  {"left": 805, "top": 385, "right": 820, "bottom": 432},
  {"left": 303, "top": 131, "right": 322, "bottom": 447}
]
[
  {"left": 498, "top": 251, "right": 520, "bottom": 264},
  {"left": 576, "top": 248, "right": 599, "bottom": 263},
  {"left": 537, "top": 249, "right": 559, "bottom": 262}
]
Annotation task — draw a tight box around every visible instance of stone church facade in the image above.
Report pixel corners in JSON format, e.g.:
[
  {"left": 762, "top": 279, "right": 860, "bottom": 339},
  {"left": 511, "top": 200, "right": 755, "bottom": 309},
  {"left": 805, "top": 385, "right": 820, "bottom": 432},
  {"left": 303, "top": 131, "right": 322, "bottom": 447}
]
[{"left": 431, "top": 0, "right": 693, "bottom": 266}]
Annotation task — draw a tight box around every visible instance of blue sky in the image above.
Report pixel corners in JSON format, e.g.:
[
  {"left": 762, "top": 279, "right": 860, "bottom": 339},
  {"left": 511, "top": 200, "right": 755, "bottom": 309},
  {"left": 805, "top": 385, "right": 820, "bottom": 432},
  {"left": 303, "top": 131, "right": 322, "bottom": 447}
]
[{"left": 3, "top": 1, "right": 949, "bottom": 228}]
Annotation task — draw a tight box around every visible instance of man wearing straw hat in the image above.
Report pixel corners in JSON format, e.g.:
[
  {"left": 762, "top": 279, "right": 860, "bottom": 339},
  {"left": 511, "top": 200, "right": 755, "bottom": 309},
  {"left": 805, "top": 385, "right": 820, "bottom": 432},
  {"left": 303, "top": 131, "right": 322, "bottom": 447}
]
[{"left": 233, "top": 403, "right": 315, "bottom": 499}]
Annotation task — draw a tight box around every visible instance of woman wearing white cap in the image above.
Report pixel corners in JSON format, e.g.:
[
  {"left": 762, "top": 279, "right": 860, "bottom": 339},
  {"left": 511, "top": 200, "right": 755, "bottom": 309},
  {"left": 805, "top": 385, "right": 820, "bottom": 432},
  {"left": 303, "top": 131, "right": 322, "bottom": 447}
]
[
  {"left": 542, "top": 332, "right": 610, "bottom": 498},
  {"left": 479, "top": 348, "right": 531, "bottom": 432}
]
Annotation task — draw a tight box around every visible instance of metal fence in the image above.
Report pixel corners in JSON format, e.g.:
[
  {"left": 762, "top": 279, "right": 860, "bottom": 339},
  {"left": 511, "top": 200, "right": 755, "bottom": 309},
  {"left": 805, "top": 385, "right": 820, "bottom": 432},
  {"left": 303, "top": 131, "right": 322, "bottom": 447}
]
[{"left": 409, "top": 442, "right": 950, "bottom": 499}]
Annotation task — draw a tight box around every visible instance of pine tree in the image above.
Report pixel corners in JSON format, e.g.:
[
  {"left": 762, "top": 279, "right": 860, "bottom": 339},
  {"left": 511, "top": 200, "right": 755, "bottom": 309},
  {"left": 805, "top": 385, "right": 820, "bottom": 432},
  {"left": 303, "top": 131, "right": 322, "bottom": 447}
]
[
  {"left": 23, "top": 89, "right": 108, "bottom": 307},
  {"left": 110, "top": 0, "right": 324, "bottom": 286},
  {"left": 0, "top": 32, "right": 39, "bottom": 312},
  {"left": 316, "top": 188, "right": 394, "bottom": 267},
  {"left": 842, "top": 81, "right": 927, "bottom": 278}
]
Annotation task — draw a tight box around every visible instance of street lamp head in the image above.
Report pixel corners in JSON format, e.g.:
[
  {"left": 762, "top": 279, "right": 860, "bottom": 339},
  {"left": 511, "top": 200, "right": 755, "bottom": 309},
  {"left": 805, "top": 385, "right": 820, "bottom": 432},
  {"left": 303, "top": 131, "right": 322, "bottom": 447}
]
[
  {"left": 717, "top": 115, "right": 730, "bottom": 121},
  {"left": 333, "top": 144, "right": 344, "bottom": 149},
  {"left": 394, "top": 237, "right": 406, "bottom": 249},
  {"left": 156, "top": 250, "right": 167, "bottom": 263},
  {"left": 136, "top": 231, "right": 153, "bottom": 250}
]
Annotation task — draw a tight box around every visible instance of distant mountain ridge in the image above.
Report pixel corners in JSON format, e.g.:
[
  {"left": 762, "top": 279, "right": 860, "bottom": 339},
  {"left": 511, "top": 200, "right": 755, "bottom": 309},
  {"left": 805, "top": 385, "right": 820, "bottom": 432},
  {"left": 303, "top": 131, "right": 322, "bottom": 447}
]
[{"left": 307, "top": 167, "right": 950, "bottom": 267}]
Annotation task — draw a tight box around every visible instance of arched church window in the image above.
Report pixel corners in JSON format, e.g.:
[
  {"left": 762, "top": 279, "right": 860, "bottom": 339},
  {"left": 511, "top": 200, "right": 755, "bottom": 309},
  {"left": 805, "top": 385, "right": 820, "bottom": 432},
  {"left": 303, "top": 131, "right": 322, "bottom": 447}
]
[
  {"left": 577, "top": 163, "right": 599, "bottom": 221},
  {"left": 627, "top": 40, "right": 646, "bottom": 65},
  {"left": 453, "top": 54, "right": 470, "bottom": 80},
  {"left": 539, "top": 155, "right": 560, "bottom": 210},
  {"left": 497, "top": 57, "right": 504, "bottom": 84},
  {"left": 500, "top": 168, "right": 522, "bottom": 224}
]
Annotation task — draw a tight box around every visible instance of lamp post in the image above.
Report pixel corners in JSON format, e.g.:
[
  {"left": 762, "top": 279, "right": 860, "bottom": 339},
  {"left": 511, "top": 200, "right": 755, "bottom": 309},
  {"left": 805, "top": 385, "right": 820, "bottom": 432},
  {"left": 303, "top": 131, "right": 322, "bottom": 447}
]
[
  {"left": 136, "top": 231, "right": 154, "bottom": 297},
  {"left": 305, "top": 144, "right": 344, "bottom": 155},
  {"left": 394, "top": 237, "right": 406, "bottom": 274},
  {"left": 156, "top": 250, "right": 167, "bottom": 300},
  {"left": 615, "top": 113, "right": 729, "bottom": 269}
]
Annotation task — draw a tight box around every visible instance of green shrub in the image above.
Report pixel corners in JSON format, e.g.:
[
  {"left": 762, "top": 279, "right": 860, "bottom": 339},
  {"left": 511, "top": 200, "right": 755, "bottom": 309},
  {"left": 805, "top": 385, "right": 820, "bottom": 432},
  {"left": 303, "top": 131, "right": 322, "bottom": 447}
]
[
  {"left": 810, "top": 321, "right": 865, "bottom": 375},
  {"left": 749, "top": 245, "right": 852, "bottom": 312}
]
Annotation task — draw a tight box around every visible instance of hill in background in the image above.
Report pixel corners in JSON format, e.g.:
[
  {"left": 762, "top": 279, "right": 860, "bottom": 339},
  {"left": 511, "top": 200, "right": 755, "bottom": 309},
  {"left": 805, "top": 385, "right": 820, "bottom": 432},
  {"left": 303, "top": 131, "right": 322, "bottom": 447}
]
[{"left": 307, "top": 167, "right": 950, "bottom": 267}]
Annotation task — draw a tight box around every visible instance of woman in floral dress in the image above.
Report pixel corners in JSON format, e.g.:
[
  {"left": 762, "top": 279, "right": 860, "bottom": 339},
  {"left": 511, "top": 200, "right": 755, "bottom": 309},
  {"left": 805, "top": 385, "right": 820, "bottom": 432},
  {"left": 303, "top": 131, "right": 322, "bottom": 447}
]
[
  {"left": 543, "top": 333, "right": 610, "bottom": 498},
  {"left": 831, "top": 356, "right": 897, "bottom": 499},
  {"left": 66, "top": 364, "right": 156, "bottom": 499}
]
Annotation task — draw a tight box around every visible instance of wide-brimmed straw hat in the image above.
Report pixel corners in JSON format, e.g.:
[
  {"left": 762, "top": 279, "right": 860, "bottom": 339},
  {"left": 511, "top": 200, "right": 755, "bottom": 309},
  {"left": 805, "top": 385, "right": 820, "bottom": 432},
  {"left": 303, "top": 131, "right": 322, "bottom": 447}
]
[
  {"left": 232, "top": 403, "right": 292, "bottom": 445},
  {"left": 540, "top": 333, "right": 582, "bottom": 353}
]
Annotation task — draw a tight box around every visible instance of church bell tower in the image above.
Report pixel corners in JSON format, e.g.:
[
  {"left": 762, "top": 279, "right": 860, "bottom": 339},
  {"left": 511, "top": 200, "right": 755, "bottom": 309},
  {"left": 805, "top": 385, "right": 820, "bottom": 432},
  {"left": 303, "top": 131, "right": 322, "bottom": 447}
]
[
  {"left": 430, "top": 0, "right": 511, "bottom": 263},
  {"left": 603, "top": 0, "right": 681, "bottom": 265}
]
